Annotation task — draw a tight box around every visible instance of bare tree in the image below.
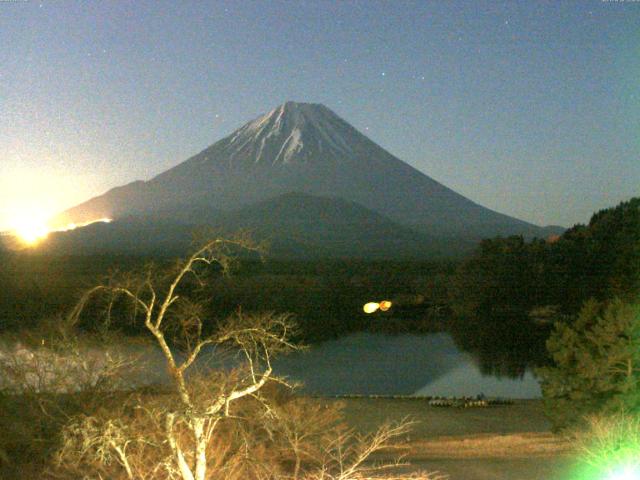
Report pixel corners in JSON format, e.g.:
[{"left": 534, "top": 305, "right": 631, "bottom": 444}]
[
  {"left": 260, "top": 397, "right": 346, "bottom": 480},
  {"left": 52, "top": 236, "right": 443, "bottom": 480},
  {"left": 58, "top": 236, "right": 301, "bottom": 480},
  {"left": 263, "top": 399, "right": 444, "bottom": 480},
  {"left": 307, "top": 419, "right": 447, "bottom": 480}
]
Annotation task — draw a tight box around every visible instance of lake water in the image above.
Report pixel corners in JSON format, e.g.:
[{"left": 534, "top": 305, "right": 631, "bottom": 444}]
[
  {"left": 0, "top": 332, "right": 541, "bottom": 398},
  {"left": 273, "top": 332, "right": 541, "bottom": 398}
]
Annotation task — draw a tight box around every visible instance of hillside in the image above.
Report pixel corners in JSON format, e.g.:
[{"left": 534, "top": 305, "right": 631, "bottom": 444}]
[{"left": 43, "top": 192, "right": 472, "bottom": 258}]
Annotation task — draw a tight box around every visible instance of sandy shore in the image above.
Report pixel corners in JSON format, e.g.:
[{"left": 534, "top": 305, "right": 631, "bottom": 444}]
[{"left": 327, "top": 398, "right": 576, "bottom": 480}]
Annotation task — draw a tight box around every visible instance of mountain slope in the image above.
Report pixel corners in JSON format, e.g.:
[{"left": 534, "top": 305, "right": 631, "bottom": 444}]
[
  {"left": 216, "top": 192, "right": 465, "bottom": 258},
  {"left": 44, "top": 193, "right": 467, "bottom": 258},
  {"left": 53, "top": 101, "right": 557, "bottom": 241}
]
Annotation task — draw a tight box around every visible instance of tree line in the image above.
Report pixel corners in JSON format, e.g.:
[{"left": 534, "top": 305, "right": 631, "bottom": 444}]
[
  {"left": 449, "top": 197, "right": 640, "bottom": 428},
  {"left": 0, "top": 251, "right": 457, "bottom": 346}
]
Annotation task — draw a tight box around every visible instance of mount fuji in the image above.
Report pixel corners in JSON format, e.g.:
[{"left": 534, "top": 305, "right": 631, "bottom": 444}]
[{"left": 49, "top": 102, "right": 560, "bottom": 257}]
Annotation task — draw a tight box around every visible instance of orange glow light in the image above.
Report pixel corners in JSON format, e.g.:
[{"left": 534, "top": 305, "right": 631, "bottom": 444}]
[
  {"left": 8, "top": 209, "right": 113, "bottom": 247},
  {"left": 379, "top": 300, "right": 392, "bottom": 311},
  {"left": 11, "top": 215, "right": 49, "bottom": 245}
]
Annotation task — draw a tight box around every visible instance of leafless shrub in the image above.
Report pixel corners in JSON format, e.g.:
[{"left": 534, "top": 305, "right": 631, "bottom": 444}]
[
  {"left": 0, "top": 333, "right": 135, "bottom": 395},
  {"left": 0, "top": 323, "right": 138, "bottom": 477},
  {"left": 305, "top": 419, "right": 446, "bottom": 480}
]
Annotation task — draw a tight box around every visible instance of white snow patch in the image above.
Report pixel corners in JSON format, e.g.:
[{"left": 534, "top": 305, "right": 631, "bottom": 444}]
[
  {"left": 219, "top": 102, "right": 356, "bottom": 165},
  {"left": 274, "top": 127, "right": 304, "bottom": 164}
]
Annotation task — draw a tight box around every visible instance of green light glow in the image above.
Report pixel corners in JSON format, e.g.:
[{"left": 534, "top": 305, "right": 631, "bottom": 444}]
[
  {"left": 605, "top": 465, "right": 640, "bottom": 480},
  {"left": 568, "top": 414, "right": 640, "bottom": 480},
  {"left": 571, "top": 459, "right": 640, "bottom": 480}
]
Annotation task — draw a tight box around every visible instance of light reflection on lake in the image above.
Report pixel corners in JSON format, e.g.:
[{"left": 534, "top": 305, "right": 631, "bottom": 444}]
[{"left": 273, "top": 332, "right": 541, "bottom": 398}]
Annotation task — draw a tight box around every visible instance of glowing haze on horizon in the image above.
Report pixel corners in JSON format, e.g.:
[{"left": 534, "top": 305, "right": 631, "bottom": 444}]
[
  {"left": 1, "top": 1, "right": 638, "bottom": 232},
  {"left": 4, "top": 216, "right": 113, "bottom": 247}
]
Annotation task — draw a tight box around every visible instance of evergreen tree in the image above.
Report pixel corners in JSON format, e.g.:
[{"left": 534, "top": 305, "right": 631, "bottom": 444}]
[
  {"left": 537, "top": 298, "right": 640, "bottom": 430},
  {"left": 554, "top": 197, "right": 640, "bottom": 309}
]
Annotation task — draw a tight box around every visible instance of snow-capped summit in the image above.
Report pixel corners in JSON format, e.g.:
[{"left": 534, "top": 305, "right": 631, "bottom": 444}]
[
  {"left": 221, "top": 101, "right": 353, "bottom": 165},
  {"left": 53, "top": 101, "right": 556, "bottom": 242},
  {"left": 177, "top": 101, "right": 376, "bottom": 170}
]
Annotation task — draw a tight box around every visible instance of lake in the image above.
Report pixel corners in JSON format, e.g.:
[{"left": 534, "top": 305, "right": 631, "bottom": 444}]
[
  {"left": 0, "top": 332, "right": 541, "bottom": 398},
  {"left": 273, "top": 332, "right": 541, "bottom": 398}
]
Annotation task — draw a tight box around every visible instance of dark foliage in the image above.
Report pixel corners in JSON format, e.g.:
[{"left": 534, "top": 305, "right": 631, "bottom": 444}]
[
  {"left": 0, "top": 251, "right": 455, "bottom": 343},
  {"left": 449, "top": 197, "right": 640, "bottom": 374},
  {"left": 537, "top": 298, "right": 640, "bottom": 430}
]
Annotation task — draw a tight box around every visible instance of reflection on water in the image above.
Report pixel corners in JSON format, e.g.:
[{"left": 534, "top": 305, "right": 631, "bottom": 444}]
[
  {"left": 447, "top": 312, "right": 549, "bottom": 379},
  {"left": 102, "top": 332, "right": 542, "bottom": 399},
  {"left": 273, "top": 332, "right": 541, "bottom": 398}
]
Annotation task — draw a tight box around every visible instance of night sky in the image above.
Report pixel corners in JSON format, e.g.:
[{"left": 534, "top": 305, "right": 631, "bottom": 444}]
[{"left": 1, "top": 0, "right": 638, "bottom": 231}]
